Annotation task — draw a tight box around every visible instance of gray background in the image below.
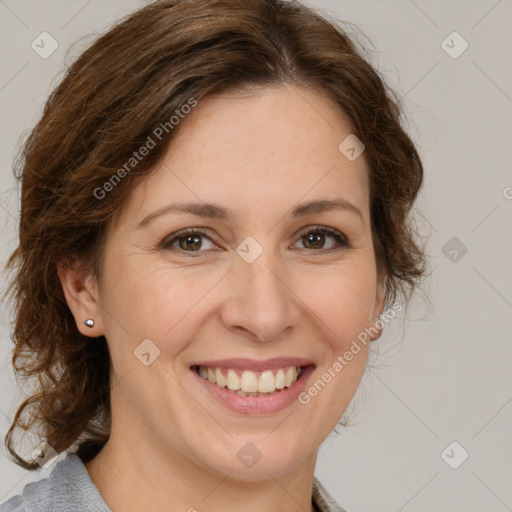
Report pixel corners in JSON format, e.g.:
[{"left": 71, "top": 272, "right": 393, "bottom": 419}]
[{"left": 1, "top": 1, "right": 511, "bottom": 511}]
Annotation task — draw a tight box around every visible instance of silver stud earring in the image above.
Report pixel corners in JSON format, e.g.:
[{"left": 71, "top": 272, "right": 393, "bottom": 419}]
[{"left": 84, "top": 319, "right": 95, "bottom": 328}]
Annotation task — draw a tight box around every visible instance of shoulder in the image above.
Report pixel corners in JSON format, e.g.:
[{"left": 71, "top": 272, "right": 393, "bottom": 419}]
[
  {"left": 0, "top": 452, "right": 111, "bottom": 512},
  {"left": 312, "top": 476, "right": 349, "bottom": 512}
]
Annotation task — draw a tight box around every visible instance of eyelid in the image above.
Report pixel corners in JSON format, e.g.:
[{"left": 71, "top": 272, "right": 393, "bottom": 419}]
[{"left": 295, "top": 224, "right": 346, "bottom": 240}]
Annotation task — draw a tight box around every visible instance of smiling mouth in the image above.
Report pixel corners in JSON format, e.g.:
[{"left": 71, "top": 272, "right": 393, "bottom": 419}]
[{"left": 191, "top": 365, "right": 310, "bottom": 397}]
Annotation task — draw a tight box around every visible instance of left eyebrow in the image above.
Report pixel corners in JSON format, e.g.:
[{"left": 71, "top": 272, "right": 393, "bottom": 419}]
[
  {"left": 291, "top": 198, "right": 363, "bottom": 222},
  {"left": 136, "top": 197, "right": 363, "bottom": 229}
]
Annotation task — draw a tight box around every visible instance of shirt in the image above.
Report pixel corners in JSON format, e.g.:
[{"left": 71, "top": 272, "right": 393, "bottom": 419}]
[{"left": 0, "top": 452, "right": 348, "bottom": 511}]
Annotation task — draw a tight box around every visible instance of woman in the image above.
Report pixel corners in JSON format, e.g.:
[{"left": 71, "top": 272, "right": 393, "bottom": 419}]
[{"left": 1, "top": 0, "right": 425, "bottom": 510}]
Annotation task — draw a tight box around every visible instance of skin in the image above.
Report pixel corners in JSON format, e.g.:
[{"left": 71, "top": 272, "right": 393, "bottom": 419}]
[{"left": 58, "top": 83, "right": 385, "bottom": 512}]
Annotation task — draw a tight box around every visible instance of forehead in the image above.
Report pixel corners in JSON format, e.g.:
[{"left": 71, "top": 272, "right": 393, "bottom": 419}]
[{"left": 114, "top": 84, "right": 370, "bottom": 229}]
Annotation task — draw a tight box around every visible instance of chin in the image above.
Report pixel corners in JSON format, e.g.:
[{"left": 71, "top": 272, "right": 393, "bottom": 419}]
[{"left": 198, "top": 433, "right": 314, "bottom": 482}]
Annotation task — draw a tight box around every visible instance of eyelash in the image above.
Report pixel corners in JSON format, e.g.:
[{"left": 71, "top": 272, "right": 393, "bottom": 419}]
[{"left": 160, "top": 225, "right": 350, "bottom": 256}]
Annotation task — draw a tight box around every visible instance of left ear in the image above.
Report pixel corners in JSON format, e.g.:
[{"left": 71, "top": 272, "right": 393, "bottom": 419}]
[{"left": 370, "top": 277, "right": 386, "bottom": 341}]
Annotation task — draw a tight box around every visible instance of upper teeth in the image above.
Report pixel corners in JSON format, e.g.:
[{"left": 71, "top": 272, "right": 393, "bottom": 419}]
[{"left": 197, "top": 366, "right": 303, "bottom": 393}]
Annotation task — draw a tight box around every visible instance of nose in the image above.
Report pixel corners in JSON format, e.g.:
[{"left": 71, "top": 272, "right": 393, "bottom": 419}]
[{"left": 219, "top": 248, "right": 301, "bottom": 343}]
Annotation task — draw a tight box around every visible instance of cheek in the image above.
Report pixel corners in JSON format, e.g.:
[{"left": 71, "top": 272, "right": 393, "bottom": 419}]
[
  {"left": 100, "top": 254, "right": 219, "bottom": 346},
  {"left": 100, "top": 243, "right": 378, "bottom": 361},
  {"left": 296, "top": 259, "right": 378, "bottom": 345}
]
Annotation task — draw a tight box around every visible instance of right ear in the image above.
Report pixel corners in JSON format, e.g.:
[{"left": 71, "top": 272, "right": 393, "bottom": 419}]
[{"left": 57, "top": 259, "right": 105, "bottom": 338}]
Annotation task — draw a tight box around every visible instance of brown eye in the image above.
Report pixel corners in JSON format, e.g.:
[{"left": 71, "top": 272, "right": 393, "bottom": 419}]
[
  {"left": 177, "top": 234, "right": 203, "bottom": 251},
  {"left": 162, "top": 228, "right": 216, "bottom": 253},
  {"left": 302, "top": 232, "right": 325, "bottom": 250},
  {"left": 294, "top": 227, "right": 349, "bottom": 252}
]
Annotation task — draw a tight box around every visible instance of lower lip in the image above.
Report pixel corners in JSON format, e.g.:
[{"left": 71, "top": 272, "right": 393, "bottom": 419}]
[{"left": 191, "top": 365, "right": 315, "bottom": 415}]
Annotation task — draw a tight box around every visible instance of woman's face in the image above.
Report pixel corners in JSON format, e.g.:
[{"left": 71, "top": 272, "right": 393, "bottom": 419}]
[{"left": 91, "top": 84, "right": 384, "bottom": 481}]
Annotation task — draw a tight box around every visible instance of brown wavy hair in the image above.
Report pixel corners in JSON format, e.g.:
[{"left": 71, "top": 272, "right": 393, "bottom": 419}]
[{"left": 3, "top": 0, "right": 426, "bottom": 469}]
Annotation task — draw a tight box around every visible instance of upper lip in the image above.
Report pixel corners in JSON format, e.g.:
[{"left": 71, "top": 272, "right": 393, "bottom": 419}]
[{"left": 190, "top": 357, "right": 315, "bottom": 372}]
